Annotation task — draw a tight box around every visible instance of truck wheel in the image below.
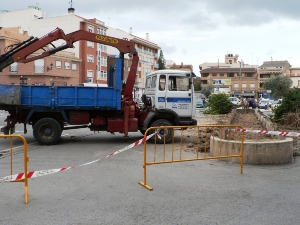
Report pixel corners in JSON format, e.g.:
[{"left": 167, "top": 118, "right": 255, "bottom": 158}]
[
  {"left": 33, "top": 118, "right": 62, "bottom": 145},
  {"left": 150, "top": 119, "right": 173, "bottom": 144}
]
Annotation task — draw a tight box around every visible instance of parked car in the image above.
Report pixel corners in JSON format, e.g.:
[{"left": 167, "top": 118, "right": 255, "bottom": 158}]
[
  {"left": 196, "top": 99, "right": 206, "bottom": 109},
  {"left": 271, "top": 99, "right": 282, "bottom": 109},
  {"left": 228, "top": 97, "right": 241, "bottom": 106},
  {"left": 258, "top": 99, "right": 269, "bottom": 109}
]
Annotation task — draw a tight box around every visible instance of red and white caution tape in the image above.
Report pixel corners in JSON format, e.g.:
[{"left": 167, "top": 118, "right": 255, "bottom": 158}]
[
  {"left": 233, "top": 128, "right": 300, "bottom": 137},
  {"left": 0, "top": 132, "right": 160, "bottom": 183}
]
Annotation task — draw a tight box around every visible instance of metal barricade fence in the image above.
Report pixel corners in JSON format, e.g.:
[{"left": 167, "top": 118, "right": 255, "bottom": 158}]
[
  {"left": 139, "top": 124, "right": 244, "bottom": 190},
  {"left": 0, "top": 134, "right": 29, "bottom": 204}
]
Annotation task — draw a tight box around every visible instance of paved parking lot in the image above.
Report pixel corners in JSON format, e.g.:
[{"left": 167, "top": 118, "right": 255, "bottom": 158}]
[{"left": 1, "top": 112, "right": 300, "bottom": 224}]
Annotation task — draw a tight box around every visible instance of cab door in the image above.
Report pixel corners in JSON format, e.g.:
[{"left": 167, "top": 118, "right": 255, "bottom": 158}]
[
  {"left": 165, "top": 75, "right": 192, "bottom": 117},
  {"left": 156, "top": 74, "right": 167, "bottom": 110}
]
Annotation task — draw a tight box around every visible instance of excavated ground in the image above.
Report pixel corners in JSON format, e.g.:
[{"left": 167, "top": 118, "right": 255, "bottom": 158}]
[{"left": 181, "top": 110, "right": 288, "bottom": 153}]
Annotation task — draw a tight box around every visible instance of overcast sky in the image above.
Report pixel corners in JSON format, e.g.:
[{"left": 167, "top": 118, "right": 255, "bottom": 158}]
[{"left": 3, "top": 0, "right": 300, "bottom": 76}]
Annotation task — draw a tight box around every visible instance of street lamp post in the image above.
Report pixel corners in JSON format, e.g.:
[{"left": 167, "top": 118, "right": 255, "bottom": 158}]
[{"left": 238, "top": 60, "right": 242, "bottom": 79}]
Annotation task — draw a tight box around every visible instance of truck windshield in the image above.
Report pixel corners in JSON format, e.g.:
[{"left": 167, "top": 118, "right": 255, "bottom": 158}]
[{"left": 168, "top": 76, "right": 189, "bottom": 91}]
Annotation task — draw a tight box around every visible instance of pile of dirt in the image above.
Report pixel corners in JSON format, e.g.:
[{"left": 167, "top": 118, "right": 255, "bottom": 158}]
[
  {"left": 276, "top": 112, "right": 300, "bottom": 130},
  {"left": 192, "top": 110, "right": 286, "bottom": 143},
  {"left": 183, "top": 110, "right": 298, "bottom": 153},
  {"left": 230, "top": 110, "right": 285, "bottom": 142}
]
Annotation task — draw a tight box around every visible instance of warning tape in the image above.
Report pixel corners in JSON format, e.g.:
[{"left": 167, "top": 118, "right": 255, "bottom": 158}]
[
  {"left": 233, "top": 128, "right": 300, "bottom": 137},
  {"left": 0, "top": 132, "right": 160, "bottom": 183}
]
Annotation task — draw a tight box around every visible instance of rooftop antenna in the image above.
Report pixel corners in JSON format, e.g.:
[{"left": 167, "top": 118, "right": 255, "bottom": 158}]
[{"left": 69, "top": 0, "right": 74, "bottom": 8}]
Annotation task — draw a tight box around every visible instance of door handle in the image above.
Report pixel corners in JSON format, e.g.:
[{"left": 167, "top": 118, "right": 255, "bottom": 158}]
[{"left": 188, "top": 93, "right": 191, "bottom": 96}]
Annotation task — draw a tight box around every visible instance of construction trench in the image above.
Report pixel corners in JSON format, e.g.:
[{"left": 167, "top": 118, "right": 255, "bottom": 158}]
[{"left": 189, "top": 109, "right": 298, "bottom": 165}]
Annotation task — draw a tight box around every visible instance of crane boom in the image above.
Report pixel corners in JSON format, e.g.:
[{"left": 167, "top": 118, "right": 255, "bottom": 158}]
[{"left": 0, "top": 27, "right": 139, "bottom": 98}]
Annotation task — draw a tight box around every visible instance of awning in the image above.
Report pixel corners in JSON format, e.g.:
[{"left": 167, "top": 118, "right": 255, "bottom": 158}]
[{"left": 240, "top": 93, "right": 255, "bottom": 96}]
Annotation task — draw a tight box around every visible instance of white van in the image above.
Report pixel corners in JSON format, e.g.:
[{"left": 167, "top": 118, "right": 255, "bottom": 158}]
[{"left": 229, "top": 97, "right": 241, "bottom": 106}]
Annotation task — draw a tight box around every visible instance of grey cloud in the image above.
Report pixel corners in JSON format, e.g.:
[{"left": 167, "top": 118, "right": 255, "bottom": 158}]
[
  {"left": 157, "top": 42, "right": 177, "bottom": 55},
  {"left": 2, "top": 0, "right": 299, "bottom": 33},
  {"left": 204, "top": 0, "right": 300, "bottom": 26}
]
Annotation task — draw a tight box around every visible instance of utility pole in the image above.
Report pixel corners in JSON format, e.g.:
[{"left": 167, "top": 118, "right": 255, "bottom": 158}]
[{"left": 238, "top": 61, "right": 242, "bottom": 80}]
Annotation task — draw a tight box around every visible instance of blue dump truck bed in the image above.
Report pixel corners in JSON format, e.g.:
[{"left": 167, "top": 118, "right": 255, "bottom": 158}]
[
  {"left": 0, "top": 85, "right": 122, "bottom": 110},
  {"left": 0, "top": 59, "right": 123, "bottom": 111}
]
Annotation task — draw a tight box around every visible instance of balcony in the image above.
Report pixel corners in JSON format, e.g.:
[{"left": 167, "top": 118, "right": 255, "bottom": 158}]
[{"left": 259, "top": 68, "right": 282, "bottom": 74}]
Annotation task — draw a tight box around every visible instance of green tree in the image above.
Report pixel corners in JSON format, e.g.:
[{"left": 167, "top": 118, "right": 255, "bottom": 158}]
[
  {"left": 194, "top": 81, "right": 201, "bottom": 91},
  {"left": 200, "top": 85, "right": 214, "bottom": 97},
  {"left": 263, "top": 76, "right": 293, "bottom": 99},
  {"left": 273, "top": 88, "right": 300, "bottom": 121},
  {"left": 158, "top": 50, "right": 166, "bottom": 69},
  {"left": 204, "top": 93, "right": 233, "bottom": 114}
]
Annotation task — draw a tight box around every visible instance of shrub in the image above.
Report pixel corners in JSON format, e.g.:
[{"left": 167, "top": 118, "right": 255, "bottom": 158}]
[
  {"left": 273, "top": 88, "right": 300, "bottom": 121},
  {"left": 203, "top": 93, "right": 233, "bottom": 114}
]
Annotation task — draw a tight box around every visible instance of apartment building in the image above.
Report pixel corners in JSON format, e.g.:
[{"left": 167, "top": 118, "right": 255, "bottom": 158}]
[
  {"left": 0, "top": 6, "right": 108, "bottom": 85},
  {"left": 0, "top": 6, "right": 160, "bottom": 91},
  {"left": 258, "top": 60, "right": 291, "bottom": 98},
  {"left": 166, "top": 62, "right": 193, "bottom": 72},
  {"left": 106, "top": 27, "right": 160, "bottom": 97},
  {"left": 0, "top": 27, "right": 80, "bottom": 85},
  {"left": 287, "top": 67, "right": 300, "bottom": 88},
  {"left": 200, "top": 54, "right": 258, "bottom": 98}
]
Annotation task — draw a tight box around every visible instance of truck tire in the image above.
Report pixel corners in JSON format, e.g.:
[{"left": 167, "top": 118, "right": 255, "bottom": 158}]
[
  {"left": 150, "top": 119, "right": 173, "bottom": 144},
  {"left": 33, "top": 118, "right": 62, "bottom": 145}
]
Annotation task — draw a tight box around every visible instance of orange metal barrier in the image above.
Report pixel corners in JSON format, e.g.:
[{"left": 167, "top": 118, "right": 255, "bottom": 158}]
[
  {"left": 138, "top": 124, "right": 244, "bottom": 190},
  {"left": 0, "top": 134, "right": 29, "bottom": 204}
]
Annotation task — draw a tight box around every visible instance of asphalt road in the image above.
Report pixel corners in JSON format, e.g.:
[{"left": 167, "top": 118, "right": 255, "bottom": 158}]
[{"left": 1, "top": 110, "right": 300, "bottom": 225}]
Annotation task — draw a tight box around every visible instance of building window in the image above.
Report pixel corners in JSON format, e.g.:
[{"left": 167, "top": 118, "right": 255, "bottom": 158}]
[
  {"left": 88, "top": 26, "right": 94, "bottom": 33},
  {"left": 20, "top": 77, "right": 27, "bottom": 85},
  {"left": 242, "top": 83, "right": 247, "bottom": 88},
  {"left": 87, "top": 55, "right": 94, "bottom": 63},
  {"left": 65, "top": 62, "right": 70, "bottom": 69},
  {"left": 250, "top": 83, "right": 255, "bottom": 88},
  {"left": 72, "top": 63, "right": 77, "bottom": 70},
  {"left": 97, "top": 70, "right": 107, "bottom": 80},
  {"left": 234, "top": 83, "right": 239, "bottom": 88},
  {"left": 100, "top": 56, "right": 107, "bottom": 66},
  {"left": 100, "top": 45, "right": 107, "bottom": 52},
  {"left": 10, "top": 62, "right": 18, "bottom": 73},
  {"left": 97, "top": 28, "right": 106, "bottom": 35},
  {"left": 56, "top": 61, "right": 62, "bottom": 68},
  {"left": 87, "top": 70, "right": 94, "bottom": 78},
  {"left": 212, "top": 73, "right": 217, "bottom": 76},
  {"left": 220, "top": 73, "right": 224, "bottom": 76},
  {"left": 227, "top": 73, "right": 234, "bottom": 77},
  {"left": 87, "top": 41, "right": 94, "bottom": 48},
  {"left": 246, "top": 73, "right": 253, "bottom": 77},
  {"left": 34, "top": 59, "right": 44, "bottom": 73}
]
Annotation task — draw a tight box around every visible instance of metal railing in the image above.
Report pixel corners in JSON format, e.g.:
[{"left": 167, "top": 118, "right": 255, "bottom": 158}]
[
  {"left": 0, "top": 134, "right": 29, "bottom": 204},
  {"left": 139, "top": 124, "right": 244, "bottom": 190}
]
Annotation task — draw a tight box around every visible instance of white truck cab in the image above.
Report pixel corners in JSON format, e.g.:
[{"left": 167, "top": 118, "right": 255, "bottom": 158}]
[{"left": 141, "top": 70, "right": 197, "bottom": 142}]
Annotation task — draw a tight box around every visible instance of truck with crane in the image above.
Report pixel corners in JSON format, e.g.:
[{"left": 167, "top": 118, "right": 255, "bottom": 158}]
[{"left": 0, "top": 28, "right": 197, "bottom": 145}]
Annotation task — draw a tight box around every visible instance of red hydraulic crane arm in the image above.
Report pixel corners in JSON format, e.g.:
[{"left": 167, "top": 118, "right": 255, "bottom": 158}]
[{"left": 0, "top": 27, "right": 138, "bottom": 98}]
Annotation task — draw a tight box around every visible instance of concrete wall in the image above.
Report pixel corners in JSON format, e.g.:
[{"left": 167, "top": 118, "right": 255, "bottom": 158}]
[{"left": 210, "top": 136, "right": 293, "bottom": 164}]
